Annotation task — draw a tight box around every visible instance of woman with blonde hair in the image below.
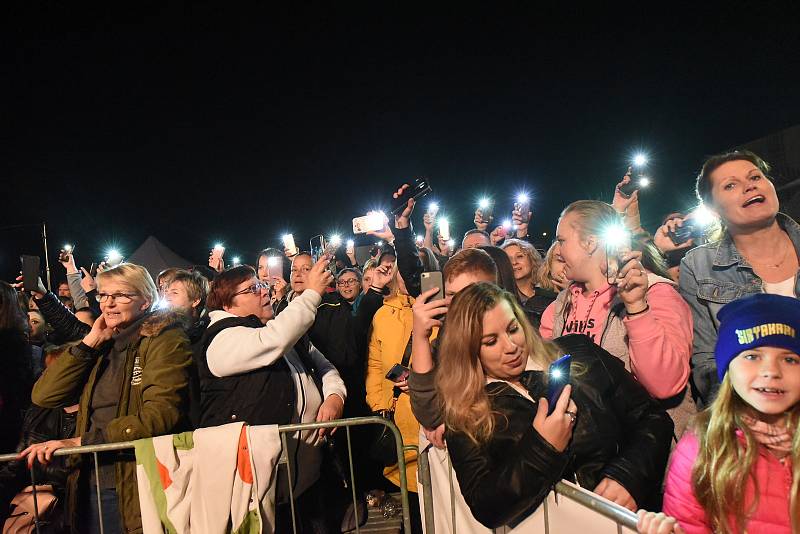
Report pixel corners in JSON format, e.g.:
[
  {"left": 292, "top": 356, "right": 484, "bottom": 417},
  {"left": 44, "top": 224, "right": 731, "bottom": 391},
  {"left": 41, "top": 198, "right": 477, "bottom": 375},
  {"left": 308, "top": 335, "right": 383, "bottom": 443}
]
[
  {"left": 538, "top": 241, "right": 570, "bottom": 292},
  {"left": 365, "top": 251, "right": 423, "bottom": 531},
  {"left": 427, "top": 282, "right": 672, "bottom": 529},
  {"left": 541, "top": 199, "right": 695, "bottom": 439},
  {"left": 638, "top": 293, "right": 799, "bottom": 533},
  {"left": 501, "top": 238, "right": 557, "bottom": 327},
  {"left": 19, "top": 263, "right": 193, "bottom": 534}
]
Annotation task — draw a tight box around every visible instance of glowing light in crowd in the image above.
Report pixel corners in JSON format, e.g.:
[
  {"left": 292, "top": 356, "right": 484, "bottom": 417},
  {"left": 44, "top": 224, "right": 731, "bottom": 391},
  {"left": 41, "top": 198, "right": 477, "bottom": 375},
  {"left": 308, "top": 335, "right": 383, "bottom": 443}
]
[
  {"left": 213, "top": 243, "right": 225, "bottom": 252},
  {"left": 516, "top": 193, "right": 529, "bottom": 204},
  {"left": 330, "top": 234, "right": 341, "bottom": 246},
  {"left": 428, "top": 202, "right": 439, "bottom": 215},
  {"left": 438, "top": 218, "right": 450, "bottom": 241},
  {"left": 366, "top": 211, "right": 384, "bottom": 231},
  {"left": 106, "top": 249, "right": 123, "bottom": 265},
  {"left": 602, "top": 224, "right": 629, "bottom": 247},
  {"left": 63, "top": 244, "right": 73, "bottom": 252},
  {"left": 232, "top": 256, "right": 241, "bottom": 266},
  {"left": 377, "top": 241, "right": 383, "bottom": 246},
  {"left": 267, "top": 256, "right": 279, "bottom": 267},
  {"left": 282, "top": 234, "right": 297, "bottom": 255},
  {"left": 502, "top": 219, "right": 512, "bottom": 230},
  {"left": 551, "top": 368, "right": 563, "bottom": 380},
  {"left": 632, "top": 153, "right": 648, "bottom": 167},
  {"left": 346, "top": 239, "right": 355, "bottom": 249},
  {"left": 415, "top": 235, "right": 423, "bottom": 243},
  {"left": 478, "top": 198, "right": 491, "bottom": 209},
  {"left": 638, "top": 177, "right": 651, "bottom": 188},
  {"left": 692, "top": 204, "right": 717, "bottom": 227},
  {"left": 447, "top": 239, "right": 455, "bottom": 248}
]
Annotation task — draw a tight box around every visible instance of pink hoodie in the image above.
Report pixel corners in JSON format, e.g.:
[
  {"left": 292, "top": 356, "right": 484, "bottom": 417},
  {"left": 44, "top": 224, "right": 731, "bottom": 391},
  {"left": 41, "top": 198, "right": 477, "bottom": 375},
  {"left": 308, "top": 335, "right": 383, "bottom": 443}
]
[
  {"left": 540, "top": 280, "right": 692, "bottom": 399},
  {"left": 663, "top": 431, "right": 793, "bottom": 533}
]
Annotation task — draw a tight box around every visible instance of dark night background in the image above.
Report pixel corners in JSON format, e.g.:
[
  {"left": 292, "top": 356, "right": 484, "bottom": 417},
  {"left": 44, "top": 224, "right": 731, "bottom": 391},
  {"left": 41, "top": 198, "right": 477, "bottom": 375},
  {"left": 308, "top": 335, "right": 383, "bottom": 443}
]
[{"left": 2, "top": 3, "right": 800, "bottom": 285}]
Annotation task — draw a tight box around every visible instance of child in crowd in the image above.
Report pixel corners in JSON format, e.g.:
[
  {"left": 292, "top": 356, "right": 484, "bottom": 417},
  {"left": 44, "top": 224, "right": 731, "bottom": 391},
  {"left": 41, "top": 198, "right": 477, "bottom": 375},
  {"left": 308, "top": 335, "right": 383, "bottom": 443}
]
[{"left": 638, "top": 293, "right": 799, "bottom": 534}]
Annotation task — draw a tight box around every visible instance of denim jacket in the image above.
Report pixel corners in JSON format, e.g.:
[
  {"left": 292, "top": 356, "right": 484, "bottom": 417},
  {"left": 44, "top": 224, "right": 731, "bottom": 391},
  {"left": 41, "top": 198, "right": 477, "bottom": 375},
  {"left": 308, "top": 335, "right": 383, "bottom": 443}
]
[{"left": 679, "top": 213, "right": 800, "bottom": 408}]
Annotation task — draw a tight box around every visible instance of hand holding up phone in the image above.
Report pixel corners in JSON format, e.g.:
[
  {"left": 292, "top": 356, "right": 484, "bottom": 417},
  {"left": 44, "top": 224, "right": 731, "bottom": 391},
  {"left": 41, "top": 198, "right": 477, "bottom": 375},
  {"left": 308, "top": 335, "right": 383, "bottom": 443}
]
[
  {"left": 533, "top": 384, "right": 576, "bottom": 452},
  {"left": 614, "top": 250, "right": 648, "bottom": 314},
  {"left": 307, "top": 255, "right": 335, "bottom": 296}
]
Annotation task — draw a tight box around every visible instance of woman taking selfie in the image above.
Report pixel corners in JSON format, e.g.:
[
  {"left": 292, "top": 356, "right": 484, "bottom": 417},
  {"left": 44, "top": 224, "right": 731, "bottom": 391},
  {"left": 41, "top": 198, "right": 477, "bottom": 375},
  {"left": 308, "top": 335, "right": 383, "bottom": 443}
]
[
  {"left": 426, "top": 282, "right": 672, "bottom": 529},
  {"left": 20, "top": 263, "right": 192, "bottom": 534},
  {"left": 679, "top": 150, "right": 800, "bottom": 408},
  {"left": 540, "top": 200, "right": 695, "bottom": 438}
]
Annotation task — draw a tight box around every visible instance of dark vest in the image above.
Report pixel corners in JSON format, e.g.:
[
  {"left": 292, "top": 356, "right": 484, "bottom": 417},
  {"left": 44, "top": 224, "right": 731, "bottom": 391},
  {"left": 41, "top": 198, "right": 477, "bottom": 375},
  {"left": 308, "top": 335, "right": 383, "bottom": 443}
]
[{"left": 196, "top": 314, "right": 296, "bottom": 428}]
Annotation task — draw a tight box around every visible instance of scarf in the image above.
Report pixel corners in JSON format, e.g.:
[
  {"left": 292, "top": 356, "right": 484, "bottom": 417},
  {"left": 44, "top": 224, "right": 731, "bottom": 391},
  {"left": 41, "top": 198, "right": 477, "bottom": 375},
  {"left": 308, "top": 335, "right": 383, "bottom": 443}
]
[{"left": 741, "top": 414, "right": 794, "bottom": 459}]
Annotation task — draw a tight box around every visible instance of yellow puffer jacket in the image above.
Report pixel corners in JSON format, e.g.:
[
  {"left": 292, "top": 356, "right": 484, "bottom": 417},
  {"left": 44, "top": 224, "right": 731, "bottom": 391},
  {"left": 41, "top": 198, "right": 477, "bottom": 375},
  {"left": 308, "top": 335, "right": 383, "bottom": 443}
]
[{"left": 366, "top": 293, "right": 419, "bottom": 491}]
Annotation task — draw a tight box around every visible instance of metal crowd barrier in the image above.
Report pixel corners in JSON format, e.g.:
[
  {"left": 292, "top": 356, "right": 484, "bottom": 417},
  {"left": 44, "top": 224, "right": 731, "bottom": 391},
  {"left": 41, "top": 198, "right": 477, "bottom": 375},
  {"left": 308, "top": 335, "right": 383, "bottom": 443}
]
[
  {"left": 416, "top": 445, "right": 640, "bottom": 533},
  {"left": 0, "top": 416, "right": 412, "bottom": 534}
]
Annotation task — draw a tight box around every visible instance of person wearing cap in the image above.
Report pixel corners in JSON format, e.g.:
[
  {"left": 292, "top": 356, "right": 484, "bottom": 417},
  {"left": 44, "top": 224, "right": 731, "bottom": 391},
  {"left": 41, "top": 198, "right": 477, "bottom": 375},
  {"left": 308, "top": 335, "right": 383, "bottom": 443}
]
[{"left": 639, "top": 293, "right": 800, "bottom": 534}]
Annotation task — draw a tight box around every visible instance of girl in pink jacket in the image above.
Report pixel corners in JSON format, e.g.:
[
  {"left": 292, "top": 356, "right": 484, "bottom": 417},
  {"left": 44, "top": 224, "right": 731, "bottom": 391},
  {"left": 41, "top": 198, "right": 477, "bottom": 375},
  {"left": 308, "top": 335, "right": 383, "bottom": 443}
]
[
  {"left": 638, "top": 293, "right": 799, "bottom": 534},
  {"left": 541, "top": 200, "right": 695, "bottom": 438}
]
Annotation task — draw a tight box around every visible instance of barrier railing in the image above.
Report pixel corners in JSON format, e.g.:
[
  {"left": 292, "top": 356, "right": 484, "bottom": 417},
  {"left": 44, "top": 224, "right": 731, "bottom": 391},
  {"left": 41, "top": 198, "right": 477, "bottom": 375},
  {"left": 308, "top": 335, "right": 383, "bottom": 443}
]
[
  {"left": 417, "top": 443, "right": 640, "bottom": 533},
  {"left": 0, "top": 416, "right": 412, "bottom": 534}
]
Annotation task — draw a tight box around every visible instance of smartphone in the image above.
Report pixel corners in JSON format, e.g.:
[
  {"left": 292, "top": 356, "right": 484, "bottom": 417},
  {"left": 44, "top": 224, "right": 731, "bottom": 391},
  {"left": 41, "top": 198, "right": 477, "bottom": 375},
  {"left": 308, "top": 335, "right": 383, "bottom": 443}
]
[
  {"left": 618, "top": 166, "right": 637, "bottom": 198},
  {"left": 310, "top": 235, "right": 324, "bottom": 262},
  {"left": 89, "top": 262, "right": 98, "bottom": 277},
  {"left": 668, "top": 222, "right": 704, "bottom": 245},
  {"left": 390, "top": 177, "right": 432, "bottom": 216},
  {"left": 385, "top": 363, "right": 409, "bottom": 381},
  {"left": 58, "top": 244, "right": 74, "bottom": 263},
  {"left": 282, "top": 234, "right": 299, "bottom": 257},
  {"left": 420, "top": 271, "right": 444, "bottom": 301},
  {"left": 480, "top": 202, "right": 494, "bottom": 225},
  {"left": 605, "top": 234, "right": 632, "bottom": 284},
  {"left": 546, "top": 354, "right": 573, "bottom": 415},
  {"left": 353, "top": 212, "right": 384, "bottom": 234},
  {"left": 514, "top": 199, "right": 531, "bottom": 224},
  {"left": 21, "top": 255, "right": 41, "bottom": 292}
]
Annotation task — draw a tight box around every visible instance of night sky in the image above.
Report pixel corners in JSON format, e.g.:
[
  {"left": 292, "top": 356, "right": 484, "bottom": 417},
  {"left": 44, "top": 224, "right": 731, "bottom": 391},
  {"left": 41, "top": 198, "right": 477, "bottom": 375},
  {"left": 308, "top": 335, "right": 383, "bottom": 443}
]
[{"left": 3, "top": 3, "right": 800, "bottom": 283}]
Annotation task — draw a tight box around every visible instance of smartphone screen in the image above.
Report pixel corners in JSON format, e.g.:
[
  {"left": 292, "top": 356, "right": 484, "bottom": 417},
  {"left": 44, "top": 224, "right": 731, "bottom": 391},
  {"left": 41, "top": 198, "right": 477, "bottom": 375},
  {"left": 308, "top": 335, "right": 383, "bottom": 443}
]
[
  {"left": 390, "top": 177, "right": 432, "bottom": 216},
  {"left": 546, "top": 354, "right": 572, "bottom": 415},
  {"left": 21, "top": 255, "right": 41, "bottom": 292}
]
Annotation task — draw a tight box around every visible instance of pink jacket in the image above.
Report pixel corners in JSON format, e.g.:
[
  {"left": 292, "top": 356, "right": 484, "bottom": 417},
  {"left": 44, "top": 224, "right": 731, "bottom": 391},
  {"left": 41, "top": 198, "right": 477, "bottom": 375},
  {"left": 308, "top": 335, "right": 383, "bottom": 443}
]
[
  {"left": 663, "top": 431, "right": 793, "bottom": 533},
  {"left": 540, "top": 279, "right": 692, "bottom": 399}
]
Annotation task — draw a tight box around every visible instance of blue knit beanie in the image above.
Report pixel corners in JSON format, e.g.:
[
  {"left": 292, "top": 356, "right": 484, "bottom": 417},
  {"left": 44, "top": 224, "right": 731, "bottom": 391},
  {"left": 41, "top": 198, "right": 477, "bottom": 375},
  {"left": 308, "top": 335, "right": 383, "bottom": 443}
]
[{"left": 715, "top": 293, "right": 800, "bottom": 381}]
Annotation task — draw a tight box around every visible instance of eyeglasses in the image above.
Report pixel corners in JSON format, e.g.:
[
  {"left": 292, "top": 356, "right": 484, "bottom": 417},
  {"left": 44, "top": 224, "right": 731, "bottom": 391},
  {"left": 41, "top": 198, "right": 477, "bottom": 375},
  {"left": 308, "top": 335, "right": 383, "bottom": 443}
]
[
  {"left": 96, "top": 292, "right": 139, "bottom": 304},
  {"left": 337, "top": 279, "right": 359, "bottom": 287},
  {"left": 234, "top": 281, "right": 269, "bottom": 297}
]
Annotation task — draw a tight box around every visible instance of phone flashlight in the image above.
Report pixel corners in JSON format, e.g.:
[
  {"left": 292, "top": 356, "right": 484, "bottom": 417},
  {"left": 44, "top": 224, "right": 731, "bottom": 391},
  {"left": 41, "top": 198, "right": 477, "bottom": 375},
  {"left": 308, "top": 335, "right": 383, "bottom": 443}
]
[
  {"left": 232, "top": 256, "right": 241, "bottom": 266},
  {"left": 502, "top": 219, "right": 512, "bottom": 230},
  {"left": 447, "top": 239, "right": 455, "bottom": 249},
  {"left": 438, "top": 218, "right": 450, "bottom": 241},
  {"left": 478, "top": 198, "right": 491, "bottom": 209},
  {"left": 213, "top": 243, "right": 224, "bottom": 252},
  {"left": 516, "top": 193, "right": 529, "bottom": 204},
  {"left": 63, "top": 244, "right": 73, "bottom": 253},
  {"left": 638, "top": 177, "right": 651, "bottom": 188},
  {"left": 346, "top": 239, "right": 355, "bottom": 254},
  {"left": 632, "top": 153, "right": 648, "bottom": 167},
  {"left": 267, "top": 256, "right": 279, "bottom": 268},
  {"left": 283, "top": 234, "right": 298, "bottom": 256},
  {"left": 106, "top": 249, "right": 123, "bottom": 266},
  {"left": 427, "top": 202, "right": 440, "bottom": 216},
  {"left": 415, "top": 234, "right": 423, "bottom": 244},
  {"left": 330, "top": 234, "right": 342, "bottom": 246}
]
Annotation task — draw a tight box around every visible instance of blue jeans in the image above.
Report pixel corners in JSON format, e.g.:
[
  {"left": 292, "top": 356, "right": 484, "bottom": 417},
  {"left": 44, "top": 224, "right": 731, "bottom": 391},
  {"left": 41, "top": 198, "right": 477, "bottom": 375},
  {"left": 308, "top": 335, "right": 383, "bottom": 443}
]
[{"left": 83, "top": 488, "right": 123, "bottom": 534}]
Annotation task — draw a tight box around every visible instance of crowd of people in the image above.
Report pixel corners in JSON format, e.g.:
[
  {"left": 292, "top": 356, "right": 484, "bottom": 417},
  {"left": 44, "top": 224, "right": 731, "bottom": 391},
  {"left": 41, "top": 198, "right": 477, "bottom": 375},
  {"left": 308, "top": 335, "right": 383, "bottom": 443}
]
[{"left": 0, "top": 149, "right": 798, "bottom": 533}]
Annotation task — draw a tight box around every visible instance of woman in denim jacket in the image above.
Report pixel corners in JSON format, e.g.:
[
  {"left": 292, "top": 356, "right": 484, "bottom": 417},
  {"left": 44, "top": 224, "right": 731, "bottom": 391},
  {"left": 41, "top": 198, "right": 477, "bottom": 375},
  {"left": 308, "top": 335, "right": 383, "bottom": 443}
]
[{"left": 679, "top": 150, "right": 800, "bottom": 408}]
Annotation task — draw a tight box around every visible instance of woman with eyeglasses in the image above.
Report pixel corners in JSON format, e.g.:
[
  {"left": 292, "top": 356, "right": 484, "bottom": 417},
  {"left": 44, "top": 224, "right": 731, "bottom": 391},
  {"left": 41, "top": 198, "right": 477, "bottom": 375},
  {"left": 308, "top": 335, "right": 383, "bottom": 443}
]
[
  {"left": 20, "top": 263, "right": 193, "bottom": 534},
  {"left": 197, "top": 261, "right": 350, "bottom": 531}
]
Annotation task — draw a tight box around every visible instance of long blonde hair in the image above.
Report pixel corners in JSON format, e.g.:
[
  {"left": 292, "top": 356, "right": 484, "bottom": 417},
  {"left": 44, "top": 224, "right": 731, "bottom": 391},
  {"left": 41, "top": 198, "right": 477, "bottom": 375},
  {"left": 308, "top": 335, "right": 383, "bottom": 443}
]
[
  {"left": 692, "top": 374, "right": 800, "bottom": 533},
  {"left": 435, "top": 282, "right": 562, "bottom": 444}
]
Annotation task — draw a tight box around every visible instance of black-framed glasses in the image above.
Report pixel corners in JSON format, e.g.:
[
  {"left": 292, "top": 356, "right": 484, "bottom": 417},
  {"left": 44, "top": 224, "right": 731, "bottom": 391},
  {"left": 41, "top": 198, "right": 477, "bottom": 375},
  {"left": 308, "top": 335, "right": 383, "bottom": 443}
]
[
  {"left": 96, "top": 292, "right": 139, "bottom": 304},
  {"left": 234, "top": 281, "right": 269, "bottom": 297},
  {"left": 337, "top": 279, "right": 360, "bottom": 287}
]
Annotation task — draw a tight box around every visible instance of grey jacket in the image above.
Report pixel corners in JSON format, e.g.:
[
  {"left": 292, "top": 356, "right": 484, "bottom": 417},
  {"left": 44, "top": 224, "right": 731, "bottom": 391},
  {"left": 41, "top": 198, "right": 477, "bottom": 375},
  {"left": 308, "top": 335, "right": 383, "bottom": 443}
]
[{"left": 678, "top": 213, "right": 800, "bottom": 408}]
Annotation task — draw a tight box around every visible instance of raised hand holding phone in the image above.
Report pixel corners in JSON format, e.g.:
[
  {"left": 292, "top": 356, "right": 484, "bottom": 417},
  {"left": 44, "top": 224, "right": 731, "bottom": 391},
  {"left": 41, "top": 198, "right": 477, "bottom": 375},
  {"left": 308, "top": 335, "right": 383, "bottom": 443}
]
[{"left": 306, "top": 255, "right": 335, "bottom": 296}]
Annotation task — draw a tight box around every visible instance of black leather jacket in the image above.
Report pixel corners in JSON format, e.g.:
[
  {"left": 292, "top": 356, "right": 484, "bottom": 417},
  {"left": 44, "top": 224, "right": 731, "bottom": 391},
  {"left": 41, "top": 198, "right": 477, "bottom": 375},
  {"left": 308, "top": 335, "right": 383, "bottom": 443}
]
[{"left": 446, "top": 334, "right": 673, "bottom": 529}]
